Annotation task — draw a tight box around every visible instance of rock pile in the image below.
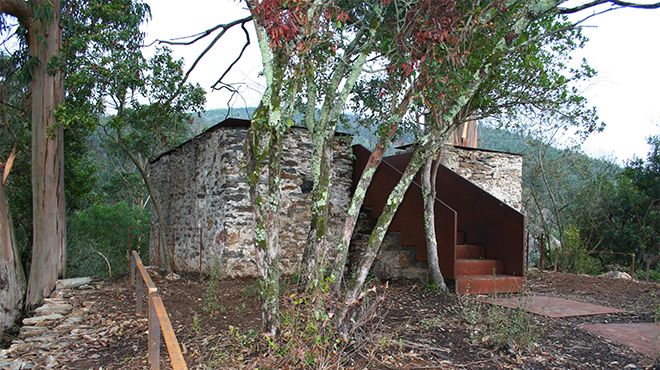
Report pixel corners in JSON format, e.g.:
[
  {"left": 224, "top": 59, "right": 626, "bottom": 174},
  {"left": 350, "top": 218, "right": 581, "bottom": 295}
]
[{"left": 0, "top": 277, "right": 95, "bottom": 369}]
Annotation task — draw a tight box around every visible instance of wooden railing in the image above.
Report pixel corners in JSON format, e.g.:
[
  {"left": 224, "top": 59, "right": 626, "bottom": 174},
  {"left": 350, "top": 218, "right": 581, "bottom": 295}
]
[{"left": 129, "top": 250, "right": 188, "bottom": 370}]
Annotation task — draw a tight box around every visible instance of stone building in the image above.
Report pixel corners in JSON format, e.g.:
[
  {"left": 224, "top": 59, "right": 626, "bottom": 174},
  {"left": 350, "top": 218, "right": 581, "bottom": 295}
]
[
  {"left": 149, "top": 118, "right": 523, "bottom": 283},
  {"left": 149, "top": 119, "right": 353, "bottom": 277}
]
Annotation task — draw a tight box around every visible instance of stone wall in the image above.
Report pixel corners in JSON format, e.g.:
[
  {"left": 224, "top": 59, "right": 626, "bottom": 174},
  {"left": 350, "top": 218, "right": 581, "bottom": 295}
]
[
  {"left": 149, "top": 122, "right": 522, "bottom": 279},
  {"left": 149, "top": 124, "right": 353, "bottom": 277},
  {"left": 441, "top": 145, "right": 523, "bottom": 211}
]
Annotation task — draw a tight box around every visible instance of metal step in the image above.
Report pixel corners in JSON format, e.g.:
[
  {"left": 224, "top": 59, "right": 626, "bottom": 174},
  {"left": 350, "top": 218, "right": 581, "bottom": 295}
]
[
  {"left": 455, "top": 274, "right": 524, "bottom": 294},
  {"left": 455, "top": 244, "right": 484, "bottom": 259},
  {"left": 455, "top": 259, "right": 503, "bottom": 275}
]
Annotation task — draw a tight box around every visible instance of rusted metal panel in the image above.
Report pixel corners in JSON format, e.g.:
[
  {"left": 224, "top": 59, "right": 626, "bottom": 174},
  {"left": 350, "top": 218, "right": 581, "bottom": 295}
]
[
  {"left": 352, "top": 146, "right": 457, "bottom": 278},
  {"left": 432, "top": 163, "right": 525, "bottom": 276},
  {"left": 581, "top": 323, "right": 659, "bottom": 358},
  {"left": 352, "top": 144, "right": 525, "bottom": 280},
  {"left": 479, "top": 296, "right": 626, "bottom": 318}
]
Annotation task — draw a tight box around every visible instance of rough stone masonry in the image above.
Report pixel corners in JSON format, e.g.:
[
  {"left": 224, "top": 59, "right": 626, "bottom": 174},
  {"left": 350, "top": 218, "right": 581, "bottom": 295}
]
[
  {"left": 149, "top": 119, "right": 353, "bottom": 277},
  {"left": 149, "top": 119, "right": 522, "bottom": 277}
]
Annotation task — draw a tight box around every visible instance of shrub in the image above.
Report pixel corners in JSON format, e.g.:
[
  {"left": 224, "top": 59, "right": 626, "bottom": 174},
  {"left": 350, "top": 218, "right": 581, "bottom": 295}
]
[
  {"left": 483, "top": 304, "right": 539, "bottom": 352},
  {"left": 67, "top": 202, "right": 150, "bottom": 278},
  {"left": 459, "top": 296, "right": 541, "bottom": 353},
  {"left": 203, "top": 258, "right": 226, "bottom": 314},
  {"left": 552, "top": 226, "right": 602, "bottom": 275}
]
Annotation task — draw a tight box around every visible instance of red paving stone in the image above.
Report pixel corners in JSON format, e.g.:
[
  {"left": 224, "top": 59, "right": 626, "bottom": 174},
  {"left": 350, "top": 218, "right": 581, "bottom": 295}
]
[
  {"left": 581, "top": 323, "right": 660, "bottom": 358},
  {"left": 478, "top": 295, "right": 626, "bottom": 318}
]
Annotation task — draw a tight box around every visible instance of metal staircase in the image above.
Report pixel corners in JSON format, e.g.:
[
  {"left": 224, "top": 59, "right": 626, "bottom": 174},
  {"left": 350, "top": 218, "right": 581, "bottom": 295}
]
[{"left": 352, "top": 145, "right": 525, "bottom": 294}]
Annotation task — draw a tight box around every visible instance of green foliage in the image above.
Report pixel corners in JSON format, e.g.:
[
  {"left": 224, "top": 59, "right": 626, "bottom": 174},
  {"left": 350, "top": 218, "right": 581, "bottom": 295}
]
[
  {"left": 550, "top": 226, "right": 602, "bottom": 275},
  {"left": 459, "top": 298, "right": 541, "bottom": 353},
  {"left": 483, "top": 304, "right": 540, "bottom": 352},
  {"left": 636, "top": 267, "right": 660, "bottom": 283},
  {"left": 67, "top": 202, "right": 149, "bottom": 278},
  {"left": 571, "top": 137, "right": 659, "bottom": 271}
]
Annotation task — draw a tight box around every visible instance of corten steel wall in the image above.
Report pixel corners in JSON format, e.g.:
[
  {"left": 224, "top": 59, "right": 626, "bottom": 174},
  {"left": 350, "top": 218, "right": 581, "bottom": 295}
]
[
  {"left": 433, "top": 164, "right": 525, "bottom": 276},
  {"left": 354, "top": 145, "right": 525, "bottom": 279},
  {"left": 352, "top": 146, "right": 457, "bottom": 278}
]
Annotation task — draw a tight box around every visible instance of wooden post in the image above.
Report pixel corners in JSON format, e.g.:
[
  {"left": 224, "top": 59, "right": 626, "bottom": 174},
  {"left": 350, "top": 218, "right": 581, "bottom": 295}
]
[
  {"left": 148, "top": 293, "right": 161, "bottom": 370},
  {"left": 631, "top": 253, "right": 636, "bottom": 279},
  {"left": 136, "top": 273, "right": 143, "bottom": 315},
  {"left": 130, "top": 253, "right": 136, "bottom": 287}
]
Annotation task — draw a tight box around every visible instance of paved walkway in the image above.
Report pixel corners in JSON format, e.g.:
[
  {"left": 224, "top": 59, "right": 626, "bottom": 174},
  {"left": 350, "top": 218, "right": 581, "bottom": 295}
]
[
  {"left": 1, "top": 278, "right": 103, "bottom": 369},
  {"left": 479, "top": 294, "right": 658, "bottom": 359},
  {"left": 479, "top": 295, "right": 626, "bottom": 318}
]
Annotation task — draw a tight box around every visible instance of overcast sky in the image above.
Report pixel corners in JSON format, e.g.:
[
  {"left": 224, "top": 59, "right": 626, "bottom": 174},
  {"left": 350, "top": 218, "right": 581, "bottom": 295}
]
[{"left": 143, "top": 1, "right": 660, "bottom": 163}]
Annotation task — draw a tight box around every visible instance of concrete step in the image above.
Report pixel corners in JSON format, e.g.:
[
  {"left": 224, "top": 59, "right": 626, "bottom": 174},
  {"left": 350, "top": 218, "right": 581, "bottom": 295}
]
[
  {"left": 455, "top": 274, "right": 524, "bottom": 294},
  {"left": 455, "top": 259, "right": 503, "bottom": 275},
  {"left": 455, "top": 244, "right": 484, "bottom": 259}
]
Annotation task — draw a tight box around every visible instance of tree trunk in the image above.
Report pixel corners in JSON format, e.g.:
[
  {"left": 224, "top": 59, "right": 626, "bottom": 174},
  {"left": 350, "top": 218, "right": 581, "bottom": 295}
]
[
  {"left": 300, "top": 134, "right": 333, "bottom": 287},
  {"left": 140, "top": 165, "right": 170, "bottom": 272},
  {"left": 247, "top": 123, "right": 284, "bottom": 336},
  {"left": 331, "top": 141, "right": 388, "bottom": 292},
  {"left": 0, "top": 180, "right": 26, "bottom": 338},
  {"left": 26, "top": 0, "right": 67, "bottom": 307},
  {"left": 338, "top": 145, "right": 429, "bottom": 325},
  {"left": 123, "top": 148, "right": 170, "bottom": 272},
  {"left": 422, "top": 154, "right": 447, "bottom": 291}
]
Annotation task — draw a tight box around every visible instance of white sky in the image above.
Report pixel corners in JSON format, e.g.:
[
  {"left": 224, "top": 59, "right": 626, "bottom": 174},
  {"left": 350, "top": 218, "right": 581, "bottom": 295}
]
[{"left": 143, "top": 1, "right": 660, "bottom": 163}]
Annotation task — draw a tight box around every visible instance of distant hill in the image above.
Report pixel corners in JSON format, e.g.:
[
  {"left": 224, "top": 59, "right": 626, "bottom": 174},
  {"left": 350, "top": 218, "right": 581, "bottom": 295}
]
[{"left": 193, "top": 108, "right": 618, "bottom": 180}]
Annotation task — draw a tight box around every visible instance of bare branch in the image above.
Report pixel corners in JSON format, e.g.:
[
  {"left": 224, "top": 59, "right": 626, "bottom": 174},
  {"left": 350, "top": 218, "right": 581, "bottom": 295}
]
[
  {"left": 144, "top": 15, "right": 253, "bottom": 47},
  {"left": 163, "top": 16, "right": 253, "bottom": 106},
  {"left": 211, "top": 21, "right": 251, "bottom": 90},
  {"left": 559, "top": 0, "right": 660, "bottom": 14}
]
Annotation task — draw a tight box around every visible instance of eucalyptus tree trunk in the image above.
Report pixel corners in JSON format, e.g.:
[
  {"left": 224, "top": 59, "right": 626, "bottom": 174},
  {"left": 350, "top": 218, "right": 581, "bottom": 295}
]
[
  {"left": 25, "top": 0, "right": 67, "bottom": 307},
  {"left": 422, "top": 153, "right": 447, "bottom": 291},
  {"left": 0, "top": 180, "right": 26, "bottom": 336}
]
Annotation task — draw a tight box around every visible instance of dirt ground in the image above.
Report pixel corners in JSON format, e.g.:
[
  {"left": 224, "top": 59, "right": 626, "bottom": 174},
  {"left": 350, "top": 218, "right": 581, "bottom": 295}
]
[{"left": 52, "top": 271, "right": 659, "bottom": 369}]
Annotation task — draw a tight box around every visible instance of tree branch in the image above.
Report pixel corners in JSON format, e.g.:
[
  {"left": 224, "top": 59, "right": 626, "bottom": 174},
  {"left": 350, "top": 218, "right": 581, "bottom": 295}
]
[
  {"left": 210, "top": 21, "right": 251, "bottom": 90},
  {"left": 162, "top": 16, "right": 253, "bottom": 106},
  {"left": 559, "top": 0, "right": 660, "bottom": 14},
  {"left": 145, "top": 15, "right": 253, "bottom": 47},
  {"left": 0, "top": 0, "right": 31, "bottom": 29}
]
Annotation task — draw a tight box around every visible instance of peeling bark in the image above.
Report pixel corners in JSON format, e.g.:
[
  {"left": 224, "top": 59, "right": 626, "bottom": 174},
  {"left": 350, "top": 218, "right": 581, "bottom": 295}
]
[
  {"left": 0, "top": 180, "right": 26, "bottom": 338},
  {"left": 26, "top": 0, "right": 67, "bottom": 307}
]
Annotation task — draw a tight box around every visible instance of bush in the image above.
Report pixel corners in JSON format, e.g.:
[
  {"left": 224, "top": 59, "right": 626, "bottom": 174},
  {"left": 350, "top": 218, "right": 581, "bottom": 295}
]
[
  {"left": 552, "top": 226, "right": 602, "bottom": 275},
  {"left": 68, "top": 202, "right": 150, "bottom": 278},
  {"left": 636, "top": 267, "right": 660, "bottom": 282},
  {"left": 459, "top": 297, "right": 541, "bottom": 353}
]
